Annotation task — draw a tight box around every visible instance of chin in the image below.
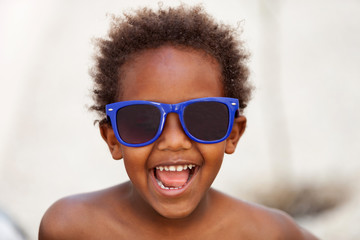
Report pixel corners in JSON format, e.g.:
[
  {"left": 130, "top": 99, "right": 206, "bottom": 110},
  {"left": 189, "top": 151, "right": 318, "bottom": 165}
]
[
  {"left": 155, "top": 202, "right": 198, "bottom": 220},
  {"left": 159, "top": 210, "right": 193, "bottom": 220}
]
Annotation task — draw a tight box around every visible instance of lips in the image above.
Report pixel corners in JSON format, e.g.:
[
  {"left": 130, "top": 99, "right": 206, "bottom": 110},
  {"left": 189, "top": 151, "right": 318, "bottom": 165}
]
[
  {"left": 150, "top": 163, "right": 199, "bottom": 194},
  {"left": 155, "top": 164, "right": 196, "bottom": 189}
]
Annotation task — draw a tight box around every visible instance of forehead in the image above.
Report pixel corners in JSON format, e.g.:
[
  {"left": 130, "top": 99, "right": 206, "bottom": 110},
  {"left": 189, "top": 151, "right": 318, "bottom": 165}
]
[{"left": 119, "top": 46, "right": 224, "bottom": 103}]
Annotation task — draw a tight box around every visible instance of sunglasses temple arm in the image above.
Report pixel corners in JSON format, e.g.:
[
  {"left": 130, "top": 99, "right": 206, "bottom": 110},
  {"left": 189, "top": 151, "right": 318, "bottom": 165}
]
[
  {"left": 106, "top": 115, "right": 112, "bottom": 126},
  {"left": 235, "top": 109, "right": 241, "bottom": 118}
]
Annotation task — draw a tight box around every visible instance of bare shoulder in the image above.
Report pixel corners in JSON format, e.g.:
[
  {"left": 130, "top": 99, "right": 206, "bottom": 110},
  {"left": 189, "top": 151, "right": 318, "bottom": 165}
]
[
  {"left": 39, "top": 194, "right": 89, "bottom": 240},
  {"left": 39, "top": 183, "right": 130, "bottom": 240},
  {"left": 246, "top": 203, "right": 319, "bottom": 240},
  {"left": 210, "top": 189, "right": 319, "bottom": 240}
]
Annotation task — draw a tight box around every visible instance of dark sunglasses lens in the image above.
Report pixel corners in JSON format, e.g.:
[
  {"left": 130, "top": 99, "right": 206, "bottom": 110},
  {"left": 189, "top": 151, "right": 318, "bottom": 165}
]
[
  {"left": 184, "top": 101, "right": 229, "bottom": 141},
  {"left": 116, "top": 104, "right": 161, "bottom": 144}
]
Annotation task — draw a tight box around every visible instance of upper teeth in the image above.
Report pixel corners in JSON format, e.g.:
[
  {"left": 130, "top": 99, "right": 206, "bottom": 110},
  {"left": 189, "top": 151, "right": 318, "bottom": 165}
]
[{"left": 156, "top": 164, "right": 195, "bottom": 172}]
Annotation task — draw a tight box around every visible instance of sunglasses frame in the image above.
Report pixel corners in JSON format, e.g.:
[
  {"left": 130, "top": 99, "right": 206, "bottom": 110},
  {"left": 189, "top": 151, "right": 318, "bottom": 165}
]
[{"left": 106, "top": 97, "right": 239, "bottom": 147}]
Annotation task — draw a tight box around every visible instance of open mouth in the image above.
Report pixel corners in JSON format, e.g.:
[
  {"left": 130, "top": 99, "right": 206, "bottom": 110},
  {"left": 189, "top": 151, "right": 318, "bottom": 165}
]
[{"left": 153, "top": 164, "right": 198, "bottom": 190}]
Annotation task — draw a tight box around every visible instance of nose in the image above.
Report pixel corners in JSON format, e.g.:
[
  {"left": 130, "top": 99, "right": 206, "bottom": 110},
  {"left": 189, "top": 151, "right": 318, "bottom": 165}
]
[{"left": 156, "top": 113, "right": 192, "bottom": 151}]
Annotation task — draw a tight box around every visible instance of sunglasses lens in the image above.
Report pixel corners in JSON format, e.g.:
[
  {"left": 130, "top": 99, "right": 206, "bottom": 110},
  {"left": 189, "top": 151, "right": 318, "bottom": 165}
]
[
  {"left": 116, "top": 104, "right": 161, "bottom": 144},
  {"left": 184, "top": 101, "right": 229, "bottom": 141}
]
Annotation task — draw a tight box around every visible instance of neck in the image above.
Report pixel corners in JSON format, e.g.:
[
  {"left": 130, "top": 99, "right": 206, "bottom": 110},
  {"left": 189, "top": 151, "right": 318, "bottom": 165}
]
[{"left": 127, "top": 182, "right": 212, "bottom": 231}]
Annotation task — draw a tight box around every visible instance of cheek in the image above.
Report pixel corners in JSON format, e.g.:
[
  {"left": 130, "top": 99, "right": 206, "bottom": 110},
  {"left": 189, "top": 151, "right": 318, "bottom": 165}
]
[
  {"left": 121, "top": 145, "right": 151, "bottom": 162},
  {"left": 198, "top": 143, "right": 226, "bottom": 177},
  {"left": 201, "top": 142, "right": 226, "bottom": 162},
  {"left": 121, "top": 146, "right": 153, "bottom": 181}
]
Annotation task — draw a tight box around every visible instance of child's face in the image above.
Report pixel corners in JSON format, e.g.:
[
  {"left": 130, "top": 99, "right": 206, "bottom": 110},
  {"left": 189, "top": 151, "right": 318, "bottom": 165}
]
[{"left": 102, "top": 46, "right": 245, "bottom": 219}]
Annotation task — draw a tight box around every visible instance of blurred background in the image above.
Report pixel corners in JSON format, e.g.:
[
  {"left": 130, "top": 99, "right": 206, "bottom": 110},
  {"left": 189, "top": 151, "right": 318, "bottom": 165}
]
[{"left": 0, "top": 0, "right": 359, "bottom": 239}]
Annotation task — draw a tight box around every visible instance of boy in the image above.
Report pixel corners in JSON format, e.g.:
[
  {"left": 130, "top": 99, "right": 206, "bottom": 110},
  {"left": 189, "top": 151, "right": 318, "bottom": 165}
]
[{"left": 39, "top": 5, "right": 318, "bottom": 239}]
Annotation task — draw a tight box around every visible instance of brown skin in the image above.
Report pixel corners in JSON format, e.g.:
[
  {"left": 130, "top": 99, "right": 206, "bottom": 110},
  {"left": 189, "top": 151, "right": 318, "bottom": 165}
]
[{"left": 39, "top": 46, "right": 318, "bottom": 240}]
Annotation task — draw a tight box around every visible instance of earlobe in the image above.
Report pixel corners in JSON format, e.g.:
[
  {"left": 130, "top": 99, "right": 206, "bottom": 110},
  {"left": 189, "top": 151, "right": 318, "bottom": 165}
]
[
  {"left": 99, "top": 124, "right": 123, "bottom": 160},
  {"left": 225, "top": 116, "right": 247, "bottom": 154}
]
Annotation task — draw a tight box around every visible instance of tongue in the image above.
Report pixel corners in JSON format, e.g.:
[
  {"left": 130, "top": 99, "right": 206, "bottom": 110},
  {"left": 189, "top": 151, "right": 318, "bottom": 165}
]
[{"left": 156, "top": 169, "right": 190, "bottom": 188}]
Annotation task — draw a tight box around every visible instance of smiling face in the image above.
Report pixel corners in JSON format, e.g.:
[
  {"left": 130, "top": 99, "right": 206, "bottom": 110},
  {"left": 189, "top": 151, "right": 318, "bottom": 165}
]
[{"left": 101, "top": 46, "right": 245, "bottom": 219}]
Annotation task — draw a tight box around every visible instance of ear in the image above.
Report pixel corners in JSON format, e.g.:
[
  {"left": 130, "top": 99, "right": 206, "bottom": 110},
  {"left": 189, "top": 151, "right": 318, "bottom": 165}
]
[
  {"left": 99, "top": 124, "right": 123, "bottom": 160},
  {"left": 225, "top": 116, "right": 247, "bottom": 154}
]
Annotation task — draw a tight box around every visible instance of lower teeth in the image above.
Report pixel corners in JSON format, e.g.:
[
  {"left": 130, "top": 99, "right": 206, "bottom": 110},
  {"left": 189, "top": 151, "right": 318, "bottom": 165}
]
[{"left": 156, "top": 179, "right": 183, "bottom": 190}]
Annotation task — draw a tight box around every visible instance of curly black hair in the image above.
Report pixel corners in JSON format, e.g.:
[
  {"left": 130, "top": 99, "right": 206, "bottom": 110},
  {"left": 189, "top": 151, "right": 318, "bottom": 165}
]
[{"left": 90, "top": 4, "right": 252, "bottom": 124}]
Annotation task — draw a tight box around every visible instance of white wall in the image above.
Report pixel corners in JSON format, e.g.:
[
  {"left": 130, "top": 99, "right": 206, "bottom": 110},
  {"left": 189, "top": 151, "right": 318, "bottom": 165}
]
[{"left": 1, "top": 0, "right": 359, "bottom": 239}]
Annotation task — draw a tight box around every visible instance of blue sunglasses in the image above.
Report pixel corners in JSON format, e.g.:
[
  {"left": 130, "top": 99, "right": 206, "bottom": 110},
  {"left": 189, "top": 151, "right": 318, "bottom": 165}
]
[{"left": 106, "top": 97, "right": 239, "bottom": 147}]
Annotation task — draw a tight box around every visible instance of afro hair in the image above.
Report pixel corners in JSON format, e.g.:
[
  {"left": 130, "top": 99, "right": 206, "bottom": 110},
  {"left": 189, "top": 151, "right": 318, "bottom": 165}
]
[{"left": 90, "top": 4, "right": 252, "bottom": 124}]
